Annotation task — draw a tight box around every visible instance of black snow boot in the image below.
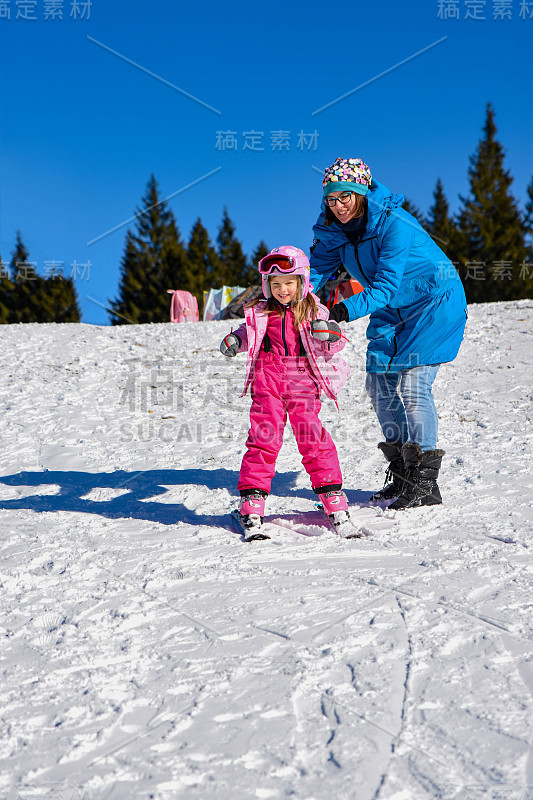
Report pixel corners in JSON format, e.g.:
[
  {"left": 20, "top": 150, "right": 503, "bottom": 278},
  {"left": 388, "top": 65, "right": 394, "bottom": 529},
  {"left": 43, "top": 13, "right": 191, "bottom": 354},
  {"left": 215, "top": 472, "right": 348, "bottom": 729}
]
[
  {"left": 370, "top": 441, "right": 406, "bottom": 502},
  {"left": 388, "top": 443, "right": 445, "bottom": 511}
]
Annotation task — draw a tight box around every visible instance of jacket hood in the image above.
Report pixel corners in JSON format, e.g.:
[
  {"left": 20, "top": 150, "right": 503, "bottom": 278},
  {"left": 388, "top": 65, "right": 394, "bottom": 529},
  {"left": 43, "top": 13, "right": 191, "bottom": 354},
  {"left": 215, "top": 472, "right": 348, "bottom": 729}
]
[{"left": 314, "top": 178, "right": 405, "bottom": 248}]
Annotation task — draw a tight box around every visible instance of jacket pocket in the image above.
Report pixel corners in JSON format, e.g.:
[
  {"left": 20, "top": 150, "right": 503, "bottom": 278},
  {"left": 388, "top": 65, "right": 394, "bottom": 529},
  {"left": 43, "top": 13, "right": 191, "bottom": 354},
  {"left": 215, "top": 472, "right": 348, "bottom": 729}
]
[
  {"left": 313, "top": 354, "right": 350, "bottom": 396},
  {"left": 411, "top": 276, "right": 444, "bottom": 297}
]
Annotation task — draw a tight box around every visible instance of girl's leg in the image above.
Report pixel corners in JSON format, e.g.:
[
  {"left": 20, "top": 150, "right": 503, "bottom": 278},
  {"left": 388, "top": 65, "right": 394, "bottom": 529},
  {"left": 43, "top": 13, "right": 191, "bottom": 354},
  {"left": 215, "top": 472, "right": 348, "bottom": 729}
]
[
  {"left": 365, "top": 371, "right": 409, "bottom": 444},
  {"left": 286, "top": 370, "right": 342, "bottom": 491},
  {"left": 237, "top": 368, "right": 286, "bottom": 495},
  {"left": 399, "top": 365, "right": 440, "bottom": 451}
]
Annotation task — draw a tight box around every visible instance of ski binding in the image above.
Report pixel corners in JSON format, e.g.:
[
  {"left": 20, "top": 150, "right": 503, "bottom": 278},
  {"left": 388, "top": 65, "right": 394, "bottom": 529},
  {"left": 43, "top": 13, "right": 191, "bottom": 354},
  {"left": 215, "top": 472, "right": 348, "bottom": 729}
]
[
  {"left": 231, "top": 509, "right": 271, "bottom": 541},
  {"left": 315, "top": 503, "right": 366, "bottom": 539}
]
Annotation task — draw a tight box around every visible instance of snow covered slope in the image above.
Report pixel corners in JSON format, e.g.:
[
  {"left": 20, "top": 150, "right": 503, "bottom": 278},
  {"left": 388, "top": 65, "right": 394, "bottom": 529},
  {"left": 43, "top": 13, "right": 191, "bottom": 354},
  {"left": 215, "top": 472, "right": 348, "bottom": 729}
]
[{"left": 1, "top": 301, "right": 532, "bottom": 800}]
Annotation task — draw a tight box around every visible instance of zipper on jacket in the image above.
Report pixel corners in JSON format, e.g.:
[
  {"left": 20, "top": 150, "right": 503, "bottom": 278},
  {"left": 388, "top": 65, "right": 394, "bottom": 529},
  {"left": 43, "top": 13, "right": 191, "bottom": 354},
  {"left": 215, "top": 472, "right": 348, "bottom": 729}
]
[
  {"left": 354, "top": 247, "right": 370, "bottom": 284},
  {"left": 386, "top": 308, "right": 405, "bottom": 373},
  {"left": 358, "top": 235, "right": 379, "bottom": 246},
  {"left": 281, "top": 307, "right": 289, "bottom": 356},
  {"left": 353, "top": 235, "right": 379, "bottom": 285}
]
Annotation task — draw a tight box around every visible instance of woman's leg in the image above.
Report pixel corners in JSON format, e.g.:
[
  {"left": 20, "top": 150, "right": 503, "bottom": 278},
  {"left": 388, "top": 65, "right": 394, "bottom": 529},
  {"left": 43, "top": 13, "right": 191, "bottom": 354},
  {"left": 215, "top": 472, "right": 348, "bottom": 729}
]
[
  {"left": 365, "top": 371, "right": 409, "bottom": 444},
  {"left": 399, "top": 365, "right": 440, "bottom": 451},
  {"left": 367, "top": 365, "right": 444, "bottom": 510}
]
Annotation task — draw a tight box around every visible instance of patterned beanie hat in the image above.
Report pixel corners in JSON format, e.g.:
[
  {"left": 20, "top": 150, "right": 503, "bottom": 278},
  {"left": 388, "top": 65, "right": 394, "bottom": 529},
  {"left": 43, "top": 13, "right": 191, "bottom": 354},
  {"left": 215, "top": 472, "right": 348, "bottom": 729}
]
[{"left": 322, "top": 157, "right": 372, "bottom": 197}]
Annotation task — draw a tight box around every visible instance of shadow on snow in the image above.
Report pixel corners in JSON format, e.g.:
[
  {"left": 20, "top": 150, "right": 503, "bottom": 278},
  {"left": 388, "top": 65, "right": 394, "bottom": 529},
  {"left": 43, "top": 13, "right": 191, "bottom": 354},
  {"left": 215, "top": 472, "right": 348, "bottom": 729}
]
[{"left": 0, "top": 468, "right": 376, "bottom": 529}]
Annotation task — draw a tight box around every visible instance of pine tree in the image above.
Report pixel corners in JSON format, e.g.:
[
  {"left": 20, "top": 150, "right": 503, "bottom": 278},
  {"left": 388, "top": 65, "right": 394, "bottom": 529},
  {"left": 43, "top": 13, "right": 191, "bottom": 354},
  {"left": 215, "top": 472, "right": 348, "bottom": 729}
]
[
  {"left": 455, "top": 104, "right": 531, "bottom": 302},
  {"left": 524, "top": 178, "right": 533, "bottom": 233},
  {"left": 10, "top": 232, "right": 47, "bottom": 323},
  {"left": 9, "top": 231, "right": 32, "bottom": 323},
  {"left": 428, "top": 178, "right": 461, "bottom": 266},
  {"left": 247, "top": 240, "right": 269, "bottom": 285},
  {"left": 216, "top": 208, "right": 248, "bottom": 287},
  {"left": 40, "top": 274, "right": 81, "bottom": 322},
  {"left": 110, "top": 175, "right": 188, "bottom": 324},
  {"left": 5, "top": 232, "right": 80, "bottom": 323},
  {"left": 186, "top": 218, "right": 221, "bottom": 312},
  {"left": 523, "top": 177, "right": 533, "bottom": 261},
  {"left": 0, "top": 252, "right": 15, "bottom": 324},
  {"left": 161, "top": 216, "right": 196, "bottom": 304}
]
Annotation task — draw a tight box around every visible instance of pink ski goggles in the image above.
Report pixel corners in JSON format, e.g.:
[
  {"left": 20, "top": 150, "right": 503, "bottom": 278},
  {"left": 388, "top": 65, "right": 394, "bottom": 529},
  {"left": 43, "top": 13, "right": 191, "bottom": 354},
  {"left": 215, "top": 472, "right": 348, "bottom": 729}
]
[{"left": 258, "top": 254, "right": 297, "bottom": 275}]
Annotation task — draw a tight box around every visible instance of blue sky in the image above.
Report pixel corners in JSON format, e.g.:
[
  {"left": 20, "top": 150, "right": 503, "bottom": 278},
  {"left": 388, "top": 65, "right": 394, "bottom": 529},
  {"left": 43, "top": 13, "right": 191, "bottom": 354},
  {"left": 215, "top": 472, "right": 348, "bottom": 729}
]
[{"left": 1, "top": 0, "right": 532, "bottom": 324}]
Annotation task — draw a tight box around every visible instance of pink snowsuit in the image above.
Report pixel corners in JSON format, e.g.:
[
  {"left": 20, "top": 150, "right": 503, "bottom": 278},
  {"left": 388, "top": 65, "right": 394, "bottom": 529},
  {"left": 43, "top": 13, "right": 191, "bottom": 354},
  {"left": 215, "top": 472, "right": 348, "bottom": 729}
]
[{"left": 232, "top": 296, "right": 350, "bottom": 495}]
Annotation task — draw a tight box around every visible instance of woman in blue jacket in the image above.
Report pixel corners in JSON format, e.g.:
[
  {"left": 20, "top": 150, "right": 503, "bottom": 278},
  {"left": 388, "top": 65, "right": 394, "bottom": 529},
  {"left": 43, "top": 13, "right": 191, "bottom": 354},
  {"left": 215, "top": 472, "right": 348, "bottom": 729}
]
[{"left": 309, "top": 157, "right": 467, "bottom": 509}]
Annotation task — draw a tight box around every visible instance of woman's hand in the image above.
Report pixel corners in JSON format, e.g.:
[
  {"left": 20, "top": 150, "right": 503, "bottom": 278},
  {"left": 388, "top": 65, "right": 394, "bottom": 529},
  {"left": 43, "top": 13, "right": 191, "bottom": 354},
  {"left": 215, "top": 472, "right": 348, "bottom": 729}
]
[{"left": 328, "top": 303, "right": 349, "bottom": 323}]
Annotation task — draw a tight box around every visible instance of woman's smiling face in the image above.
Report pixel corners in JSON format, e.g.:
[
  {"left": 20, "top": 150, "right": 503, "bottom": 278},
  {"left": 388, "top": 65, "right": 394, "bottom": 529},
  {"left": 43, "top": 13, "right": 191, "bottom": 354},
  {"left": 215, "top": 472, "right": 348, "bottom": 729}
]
[{"left": 326, "top": 190, "right": 359, "bottom": 223}]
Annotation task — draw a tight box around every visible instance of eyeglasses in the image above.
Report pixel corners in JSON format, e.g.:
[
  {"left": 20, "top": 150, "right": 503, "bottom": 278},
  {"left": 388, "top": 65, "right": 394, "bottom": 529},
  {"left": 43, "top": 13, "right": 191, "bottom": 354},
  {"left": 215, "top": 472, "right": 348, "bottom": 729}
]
[
  {"left": 324, "top": 191, "right": 354, "bottom": 208},
  {"left": 258, "top": 254, "right": 296, "bottom": 274}
]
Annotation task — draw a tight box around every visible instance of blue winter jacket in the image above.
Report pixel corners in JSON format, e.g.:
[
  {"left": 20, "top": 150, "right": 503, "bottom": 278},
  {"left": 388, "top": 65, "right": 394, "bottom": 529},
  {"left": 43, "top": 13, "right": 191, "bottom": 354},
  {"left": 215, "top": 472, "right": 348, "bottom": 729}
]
[{"left": 309, "top": 179, "right": 468, "bottom": 373}]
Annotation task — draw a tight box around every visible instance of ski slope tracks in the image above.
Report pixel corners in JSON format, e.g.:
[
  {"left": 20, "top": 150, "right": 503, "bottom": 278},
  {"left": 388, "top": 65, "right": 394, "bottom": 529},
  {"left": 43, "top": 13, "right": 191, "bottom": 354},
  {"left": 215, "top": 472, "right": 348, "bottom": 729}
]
[{"left": 0, "top": 300, "right": 532, "bottom": 800}]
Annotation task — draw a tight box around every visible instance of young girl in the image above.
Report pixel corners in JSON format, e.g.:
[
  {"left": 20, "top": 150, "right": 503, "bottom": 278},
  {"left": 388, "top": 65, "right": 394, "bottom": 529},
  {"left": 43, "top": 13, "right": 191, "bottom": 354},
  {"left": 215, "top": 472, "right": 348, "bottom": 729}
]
[{"left": 220, "top": 245, "right": 351, "bottom": 534}]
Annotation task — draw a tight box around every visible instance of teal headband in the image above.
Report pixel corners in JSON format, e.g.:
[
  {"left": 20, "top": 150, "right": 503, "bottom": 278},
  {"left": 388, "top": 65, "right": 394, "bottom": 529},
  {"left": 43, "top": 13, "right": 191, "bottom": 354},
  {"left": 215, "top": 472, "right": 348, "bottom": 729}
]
[{"left": 323, "top": 180, "right": 369, "bottom": 198}]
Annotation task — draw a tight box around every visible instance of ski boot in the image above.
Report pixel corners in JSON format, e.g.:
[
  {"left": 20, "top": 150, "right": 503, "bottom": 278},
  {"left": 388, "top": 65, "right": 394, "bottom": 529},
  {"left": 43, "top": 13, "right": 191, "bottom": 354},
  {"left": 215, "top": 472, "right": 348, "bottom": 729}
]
[
  {"left": 235, "top": 490, "right": 267, "bottom": 531},
  {"left": 370, "top": 441, "right": 406, "bottom": 502},
  {"left": 388, "top": 443, "right": 445, "bottom": 510},
  {"left": 317, "top": 489, "right": 351, "bottom": 530}
]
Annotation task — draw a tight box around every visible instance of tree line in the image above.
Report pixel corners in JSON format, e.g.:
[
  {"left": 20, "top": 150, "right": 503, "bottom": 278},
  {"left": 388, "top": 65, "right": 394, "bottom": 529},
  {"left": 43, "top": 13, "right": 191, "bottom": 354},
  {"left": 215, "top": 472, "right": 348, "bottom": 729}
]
[
  {"left": 108, "top": 182, "right": 269, "bottom": 324},
  {"left": 405, "top": 104, "right": 533, "bottom": 304},
  {"left": 0, "top": 232, "right": 81, "bottom": 323},
  {"left": 1, "top": 103, "right": 532, "bottom": 324}
]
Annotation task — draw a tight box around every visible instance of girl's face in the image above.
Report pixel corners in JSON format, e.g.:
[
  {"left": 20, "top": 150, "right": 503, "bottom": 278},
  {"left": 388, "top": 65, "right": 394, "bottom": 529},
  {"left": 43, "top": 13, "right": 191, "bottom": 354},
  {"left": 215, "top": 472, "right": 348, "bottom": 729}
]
[
  {"left": 269, "top": 275, "right": 300, "bottom": 304},
  {"left": 327, "top": 190, "right": 359, "bottom": 223}
]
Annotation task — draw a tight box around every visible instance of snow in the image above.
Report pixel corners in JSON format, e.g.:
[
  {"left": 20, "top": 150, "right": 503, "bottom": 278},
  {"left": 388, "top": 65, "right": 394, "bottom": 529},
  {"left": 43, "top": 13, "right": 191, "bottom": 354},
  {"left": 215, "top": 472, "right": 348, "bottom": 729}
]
[{"left": 1, "top": 301, "right": 532, "bottom": 800}]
